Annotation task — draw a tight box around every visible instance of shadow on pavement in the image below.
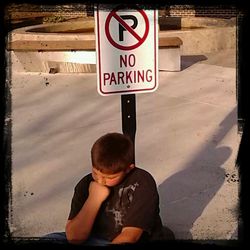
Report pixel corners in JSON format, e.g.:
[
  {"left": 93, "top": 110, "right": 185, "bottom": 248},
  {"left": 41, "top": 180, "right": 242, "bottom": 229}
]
[
  {"left": 158, "top": 106, "right": 237, "bottom": 239},
  {"left": 181, "top": 55, "right": 208, "bottom": 70}
]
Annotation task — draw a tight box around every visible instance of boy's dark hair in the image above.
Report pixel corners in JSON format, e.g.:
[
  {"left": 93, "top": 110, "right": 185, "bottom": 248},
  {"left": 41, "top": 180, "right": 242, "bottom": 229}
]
[{"left": 91, "top": 133, "right": 134, "bottom": 174}]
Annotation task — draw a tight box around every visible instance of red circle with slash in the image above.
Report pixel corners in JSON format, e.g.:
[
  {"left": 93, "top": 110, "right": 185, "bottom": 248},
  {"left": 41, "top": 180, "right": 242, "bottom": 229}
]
[{"left": 105, "top": 6, "right": 149, "bottom": 50}]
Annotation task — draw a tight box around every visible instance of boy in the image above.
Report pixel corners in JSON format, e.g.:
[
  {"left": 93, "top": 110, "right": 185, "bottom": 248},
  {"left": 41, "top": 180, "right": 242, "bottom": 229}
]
[{"left": 65, "top": 132, "right": 164, "bottom": 245}]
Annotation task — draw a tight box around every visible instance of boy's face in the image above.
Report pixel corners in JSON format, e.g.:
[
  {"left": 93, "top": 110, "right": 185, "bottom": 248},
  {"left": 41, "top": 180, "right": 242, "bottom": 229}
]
[{"left": 92, "top": 165, "right": 134, "bottom": 187}]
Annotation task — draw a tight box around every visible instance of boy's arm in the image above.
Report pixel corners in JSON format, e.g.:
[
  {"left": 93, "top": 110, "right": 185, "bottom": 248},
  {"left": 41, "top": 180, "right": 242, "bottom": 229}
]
[
  {"left": 65, "top": 181, "right": 110, "bottom": 245},
  {"left": 111, "top": 227, "right": 143, "bottom": 244}
]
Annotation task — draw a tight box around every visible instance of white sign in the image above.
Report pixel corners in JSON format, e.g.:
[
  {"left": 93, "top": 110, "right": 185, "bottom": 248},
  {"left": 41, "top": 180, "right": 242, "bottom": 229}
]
[{"left": 95, "top": 5, "right": 158, "bottom": 96}]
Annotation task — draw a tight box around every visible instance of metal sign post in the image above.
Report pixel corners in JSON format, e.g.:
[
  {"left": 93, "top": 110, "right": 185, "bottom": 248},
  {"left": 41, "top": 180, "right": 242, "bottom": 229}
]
[
  {"left": 95, "top": 4, "right": 158, "bottom": 163},
  {"left": 121, "top": 94, "right": 136, "bottom": 163}
]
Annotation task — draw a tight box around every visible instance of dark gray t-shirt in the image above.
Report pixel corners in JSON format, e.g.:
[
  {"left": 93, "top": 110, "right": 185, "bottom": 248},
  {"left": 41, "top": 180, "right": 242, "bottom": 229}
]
[{"left": 68, "top": 167, "right": 164, "bottom": 241}]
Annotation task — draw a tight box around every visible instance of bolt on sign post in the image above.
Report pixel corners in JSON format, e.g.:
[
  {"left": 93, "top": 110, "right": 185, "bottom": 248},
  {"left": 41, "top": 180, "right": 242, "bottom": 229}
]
[{"left": 95, "top": 4, "right": 158, "bottom": 163}]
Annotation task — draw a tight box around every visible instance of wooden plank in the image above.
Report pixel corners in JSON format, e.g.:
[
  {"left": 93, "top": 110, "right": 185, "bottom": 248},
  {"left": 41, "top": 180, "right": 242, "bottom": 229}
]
[
  {"left": 159, "top": 37, "right": 183, "bottom": 47},
  {"left": 7, "top": 40, "right": 96, "bottom": 51},
  {"left": 7, "top": 37, "right": 182, "bottom": 51}
]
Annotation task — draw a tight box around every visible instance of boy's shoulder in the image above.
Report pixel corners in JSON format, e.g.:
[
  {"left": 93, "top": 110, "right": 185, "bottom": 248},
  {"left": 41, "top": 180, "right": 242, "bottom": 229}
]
[
  {"left": 127, "top": 167, "right": 156, "bottom": 184},
  {"left": 74, "top": 173, "right": 93, "bottom": 189},
  {"left": 133, "top": 166, "right": 153, "bottom": 175}
]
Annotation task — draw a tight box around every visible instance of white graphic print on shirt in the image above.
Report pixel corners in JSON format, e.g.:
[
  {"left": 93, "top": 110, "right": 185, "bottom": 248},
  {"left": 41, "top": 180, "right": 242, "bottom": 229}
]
[{"left": 106, "top": 182, "right": 139, "bottom": 229}]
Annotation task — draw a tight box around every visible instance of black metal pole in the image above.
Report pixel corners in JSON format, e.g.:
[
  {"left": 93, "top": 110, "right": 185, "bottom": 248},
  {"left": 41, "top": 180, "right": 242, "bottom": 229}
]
[{"left": 121, "top": 94, "right": 136, "bottom": 164}]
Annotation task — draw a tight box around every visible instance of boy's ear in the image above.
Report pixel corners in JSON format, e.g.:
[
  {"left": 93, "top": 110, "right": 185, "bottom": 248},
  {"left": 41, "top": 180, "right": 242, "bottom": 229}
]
[{"left": 126, "top": 164, "right": 135, "bottom": 173}]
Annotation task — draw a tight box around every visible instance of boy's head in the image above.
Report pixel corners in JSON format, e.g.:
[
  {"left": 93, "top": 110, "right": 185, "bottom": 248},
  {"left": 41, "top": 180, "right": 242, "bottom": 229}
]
[
  {"left": 91, "top": 133, "right": 135, "bottom": 186},
  {"left": 91, "top": 132, "right": 134, "bottom": 173}
]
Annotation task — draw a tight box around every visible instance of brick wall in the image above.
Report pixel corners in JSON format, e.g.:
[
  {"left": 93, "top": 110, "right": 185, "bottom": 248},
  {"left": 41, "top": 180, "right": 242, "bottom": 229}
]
[
  {"left": 6, "top": 4, "right": 239, "bottom": 20},
  {"left": 193, "top": 6, "right": 238, "bottom": 18},
  {"left": 161, "top": 5, "right": 238, "bottom": 19}
]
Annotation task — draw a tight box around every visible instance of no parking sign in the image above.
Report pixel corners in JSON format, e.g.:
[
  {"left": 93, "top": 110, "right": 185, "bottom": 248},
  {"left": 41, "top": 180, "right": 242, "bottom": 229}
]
[{"left": 95, "top": 5, "right": 158, "bottom": 96}]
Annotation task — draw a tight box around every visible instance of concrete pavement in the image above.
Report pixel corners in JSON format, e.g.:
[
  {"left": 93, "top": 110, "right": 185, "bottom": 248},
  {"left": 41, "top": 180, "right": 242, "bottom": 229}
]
[{"left": 8, "top": 48, "right": 239, "bottom": 240}]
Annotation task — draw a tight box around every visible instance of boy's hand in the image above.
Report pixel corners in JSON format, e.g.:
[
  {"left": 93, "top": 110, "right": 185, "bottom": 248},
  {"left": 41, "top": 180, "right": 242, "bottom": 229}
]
[{"left": 88, "top": 181, "right": 110, "bottom": 203}]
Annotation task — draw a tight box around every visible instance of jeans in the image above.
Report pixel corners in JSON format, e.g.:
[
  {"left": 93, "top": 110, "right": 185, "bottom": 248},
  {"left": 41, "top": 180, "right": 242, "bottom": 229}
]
[{"left": 42, "top": 232, "right": 111, "bottom": 246}]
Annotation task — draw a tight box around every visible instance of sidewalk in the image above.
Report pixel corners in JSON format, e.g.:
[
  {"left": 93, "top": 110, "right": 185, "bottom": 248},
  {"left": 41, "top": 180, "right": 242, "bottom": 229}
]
[{"left": 9, "top": 48, "right": 239, "bottom": 240}]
